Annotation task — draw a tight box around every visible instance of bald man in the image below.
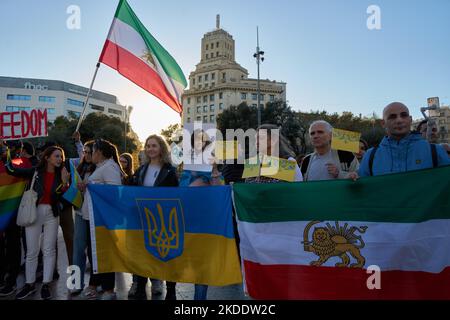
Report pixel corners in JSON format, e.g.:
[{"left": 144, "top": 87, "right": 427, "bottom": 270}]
[{"left": 359, "top": 102, "right": 450, "bottom": 176}]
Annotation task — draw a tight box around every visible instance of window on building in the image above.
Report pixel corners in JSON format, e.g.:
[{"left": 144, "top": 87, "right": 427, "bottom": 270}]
[
  {"left": 252, "top": 93, "right": 257, "bottom": 101},
  {"left": 6, "top": 106, "right": 31, "bottom": 112},
  {"left": 211, "top": 73, "right": 215, "bottom": 80},
  {"left": 203, "top": 115, "right": 208, "bottom": 122},
  {"left": 187, "top": 107, "right": 191, "bottom": 114},
  {"left": 67, "top": 98, "right": 84, "bottom": 107},
  {"left": 197, "top": 97, "right": 201, "bottom": 103},
  {"left": 222, "top": 72, "right": 226, "bottom": 80},
  {"left": 198, "top": 76, "right": 202, "bottom": 83},
  {"left": 203, "top": 96, "right": 207, "bottom": 103},
  {"left": 205, "top": 74, "right": 208, "bottom": 81},
  {"left": 67, "top": 110, "right": 81, "bottom": 118},
  {"left": 46, "top": 108, "right": 56, "bottom": 114},
  {"left": 260, "top": 104, "right": 264, "bottom": 109},
  {"left": 187, "top": 97, "right": 191, "bottom": 104},
  {"left": 260, "top": 94, "right": 265, "bottom": 101},
  {"left": 216, "top": 52, "right": 219, "bottom": 58},
  {"left": 210, "top": 52, "right": 214, "bottom": 58},
  {"left": 210, "top": 115, "right": 215, "bottom": 122},
  {"left": 252, "top": 104, "right": 257, "bottom": 108},
  {"left": 211, "top": 82, "right": 215, "bottom": 87},
  {"left": 90, "top": 104, "right": 105, "bottom": 111},
  {"left": 38, "top": 96, "right": 56, "bottom": 103},
  {"left": 193, "top": 78, "right": 195, "bottom": 85},
  {"left": 210, "top": 104, "right": 215, "bottom": 112},
  {"left": 187, "top": 117, "right": 191, "bottom": 123},
  {"left": 241, "top": 92, "right": 247, "bottom": 100},
  {"left": 198, "top": 85, "right": 202, "bottom": 89},
  {"left": 197, "top": 106, "right": 201, "bottom": 113},
  {"left": 7, "top": 94, "right": 31, "bottom": 101},
  {"left": 203, "top": 105, "right": 208, "bottom": 112},
  {"left": 210, "top": 94, "right": 215, "bottom": 101},
  {"left": 269, "top": 95, "right": 275, "bottom": 102},
  {"left": 206, "top": 44, "right": 209, "bottom": 50},
  {"left": 219, "top": 103, "right": 223, "bottom": 110},
  {"left": 108, "top": 108, "right": 123, "bottom": 116},
  {"left": 196, "top": 116, "right": 201, "bottom": 121},
  {"left": 206, "top": 54, "right": 209, "bottom": 59}
]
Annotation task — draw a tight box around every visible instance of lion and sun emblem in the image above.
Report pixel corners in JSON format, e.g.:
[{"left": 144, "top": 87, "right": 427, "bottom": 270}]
[{"left": 302, "top": 221, "right": 368, "bottom": 268}]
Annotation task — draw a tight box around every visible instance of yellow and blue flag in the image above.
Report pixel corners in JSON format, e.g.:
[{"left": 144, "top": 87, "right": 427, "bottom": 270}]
[
  {"left": 62, "top": 160, "right": 83, "bottom": 209},
  {"left": 86, "top": 184, "right": 242, "bottom": 286}
]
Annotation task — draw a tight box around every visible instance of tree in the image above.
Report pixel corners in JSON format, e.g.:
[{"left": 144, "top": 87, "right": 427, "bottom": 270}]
[
  {"left": 160, "top": 123, "right": 182, "bottom": 145},
  {"left": 44, "top": 112, "right": 141, "bottom": 158}
]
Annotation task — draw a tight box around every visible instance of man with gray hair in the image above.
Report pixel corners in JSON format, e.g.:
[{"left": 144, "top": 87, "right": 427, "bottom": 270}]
[{"left": 300, "top": 120, "right": 359, "bottom": 181}]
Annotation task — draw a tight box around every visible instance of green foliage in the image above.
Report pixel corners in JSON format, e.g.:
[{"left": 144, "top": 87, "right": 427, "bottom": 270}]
[
  {"left": 217, "top": 102, "right": 386, "bottom": 156},
  {"left": 44, "top": 112, "right": 141, "bottom": 158}
]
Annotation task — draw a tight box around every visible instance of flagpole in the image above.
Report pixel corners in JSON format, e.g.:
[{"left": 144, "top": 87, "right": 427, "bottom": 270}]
[{"left": 75, "top": 62, "right": 101, "bottom": 132}]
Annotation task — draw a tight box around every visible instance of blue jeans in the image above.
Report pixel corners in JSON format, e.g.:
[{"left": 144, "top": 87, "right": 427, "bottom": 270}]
[
  {"left": 194, "top": 284, "right": 208, "bottom": 300},
  {"left": 72, "top": 214, "right": 89, "bottom": 290}
]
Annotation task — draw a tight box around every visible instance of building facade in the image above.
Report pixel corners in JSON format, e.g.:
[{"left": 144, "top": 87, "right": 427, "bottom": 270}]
[
  {"left": 0, "top": 76, "right": 126, "bottom": 122},
  {"left": 412, "top": 106, "right": 450, "bottom": 143},
  {"left": 181, "top": 16, "right": 286, "bottom": 125}
]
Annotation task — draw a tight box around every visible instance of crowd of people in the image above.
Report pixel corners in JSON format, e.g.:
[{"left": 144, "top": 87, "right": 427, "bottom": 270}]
[{"left": 0, "top": 102, "right": 449, "bottom": 300}]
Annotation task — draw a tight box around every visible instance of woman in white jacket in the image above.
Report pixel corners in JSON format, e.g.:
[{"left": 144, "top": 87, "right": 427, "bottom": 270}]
[{"left": 79, "top": 139, "right": 125, "bottom": 300}]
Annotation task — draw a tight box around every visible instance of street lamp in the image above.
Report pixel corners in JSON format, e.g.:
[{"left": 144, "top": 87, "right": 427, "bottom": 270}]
[{"left": 253, "top": 26, "right": 264, "bottom": 128}]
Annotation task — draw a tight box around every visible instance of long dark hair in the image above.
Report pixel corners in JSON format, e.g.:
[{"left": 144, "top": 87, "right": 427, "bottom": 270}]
[
  {"left": 77, "top": 140, "right": 96, "bottom": 178},
  {"left": 36, "top": 146, "right": 65, "bottom": 174},
  {"left": 120, "top": 152, "right": 134, "bottom": 177},
  {"left": 93, "top": 139, "right": 127, "bottom": 178}
]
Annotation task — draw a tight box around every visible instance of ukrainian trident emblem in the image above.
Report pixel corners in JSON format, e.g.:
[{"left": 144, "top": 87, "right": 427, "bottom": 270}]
[{"left": 136, "top": 199, "right": 185, "bottom": 262}]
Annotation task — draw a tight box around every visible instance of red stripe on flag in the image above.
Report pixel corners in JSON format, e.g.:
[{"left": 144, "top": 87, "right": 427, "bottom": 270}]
[
  {"left": 243, "top": 260, "right": 450, "bottom": 300},
  {"left": 99, "top": 40, "right": 182, "bottom": 114}
]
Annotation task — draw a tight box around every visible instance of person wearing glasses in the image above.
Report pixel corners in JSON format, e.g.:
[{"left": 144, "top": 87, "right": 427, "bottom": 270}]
[
  {"left": 78, "top": 139, "right": 125, "bottom": 300},
  {"left": 70, "top": 140, "right": 96, "bottom": 296}
]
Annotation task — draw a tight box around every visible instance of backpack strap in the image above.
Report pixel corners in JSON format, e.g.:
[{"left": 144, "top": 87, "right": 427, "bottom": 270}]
[
  {"left": 430, "top": 143, "right": 438, "bottom": 168},
  {"left": 300, "top": 154, "right": 311, "bottom": 177},
  {"left": 368, "top": 146, "right": 379, "bottom": 177}
]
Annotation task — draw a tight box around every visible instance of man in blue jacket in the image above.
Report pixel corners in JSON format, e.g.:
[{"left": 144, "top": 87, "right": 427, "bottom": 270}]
[{"left": 359, "top": 102, "right": 450, "bottom": 177}]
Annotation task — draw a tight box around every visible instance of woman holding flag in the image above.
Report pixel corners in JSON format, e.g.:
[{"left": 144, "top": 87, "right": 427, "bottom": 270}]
[
  {"left": 127, "top": 134, "right": 178, "bottom": 300},
  {"left": 78, "top": 139, "right": 124, "bottom": 300}
]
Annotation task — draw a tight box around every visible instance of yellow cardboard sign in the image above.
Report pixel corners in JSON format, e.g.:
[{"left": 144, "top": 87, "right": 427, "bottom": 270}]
[
  {"left": 242, "top": 157, "right": 260, "bottom": 179},
  {"left": 215, "top": 141, "right": 238, "bottom": 160},
  {"left": 331, "top": 128, "right": 361, "bottom": 153},
  {"left": 261, "top": 156, "right": 297, "bottom": 182}
]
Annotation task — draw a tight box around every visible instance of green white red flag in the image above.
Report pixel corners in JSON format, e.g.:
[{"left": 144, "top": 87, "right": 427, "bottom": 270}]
[{"left": 100, "top": 0, "right": 187, "bottom": 113}]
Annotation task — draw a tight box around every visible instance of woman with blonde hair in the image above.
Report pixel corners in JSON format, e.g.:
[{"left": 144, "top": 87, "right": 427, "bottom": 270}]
[{"left": 127, "top": 134, "right": 178, "bottom": 300}]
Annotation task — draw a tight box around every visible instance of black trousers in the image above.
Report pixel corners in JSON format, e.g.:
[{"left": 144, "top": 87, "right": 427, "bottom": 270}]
[
  {"left": 0, "top": 220, "right": 22, "bottom": 286},
  {"left": 133, "top": 274, "right": 176, "bottom": 292}
]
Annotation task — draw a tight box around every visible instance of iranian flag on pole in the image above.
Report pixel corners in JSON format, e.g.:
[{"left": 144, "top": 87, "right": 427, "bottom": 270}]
[
  {"left": 233, "top": 166, "right": 450, "bottom": 300},
  {"left": 99, "top": 0, "right": 187, "bottom": 113}
]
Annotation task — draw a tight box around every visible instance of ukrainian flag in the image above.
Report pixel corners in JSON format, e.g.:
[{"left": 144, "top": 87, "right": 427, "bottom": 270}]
[
  {"left": 86, "top": 184, "right": 242, "bottom": 286},
  {"left": 62, "top": 160, "right": 83, "bottom": 209}
]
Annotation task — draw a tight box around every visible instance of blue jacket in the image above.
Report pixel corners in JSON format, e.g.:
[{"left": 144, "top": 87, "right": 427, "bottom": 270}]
[{"left": 359, "top": 133, "right": 450, "bottom": 177}]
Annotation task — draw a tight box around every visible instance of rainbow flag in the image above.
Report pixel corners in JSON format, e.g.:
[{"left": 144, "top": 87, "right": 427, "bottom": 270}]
[
  {"left": 0, "top": 158, "right": 29, "bottom": 231},
  {"left": 62, "top": 160, "right": 83, "bottom": 209},
  {"left": 86, "top": 184, "right": 242, "bottom": 286}
]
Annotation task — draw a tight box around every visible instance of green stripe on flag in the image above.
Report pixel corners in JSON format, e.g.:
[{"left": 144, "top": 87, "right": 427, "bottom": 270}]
[
  {"left": 233, "top": 165, "right": 450, "bottom": 223},
  {"left": 115, "top": 0, "right": 187, "bottom": 87},
  {"left": 0, "top": 197, "right": 22, "bottom": 215}
]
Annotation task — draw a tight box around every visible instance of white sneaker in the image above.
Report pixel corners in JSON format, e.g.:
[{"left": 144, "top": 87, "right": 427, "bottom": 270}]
[{"left": 150, "top": 279, "right": 163, "bottom": 295}]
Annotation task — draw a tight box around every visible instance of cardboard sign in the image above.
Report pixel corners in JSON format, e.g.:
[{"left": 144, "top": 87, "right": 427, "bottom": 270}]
[
  {"left": 215, "top": 141, "right": 238, "bottom": 160},
  {"left": 331, "top": 128, "right": 361, "bottom": 153},
  {"left": 0, "top": 109, "right": 48, "bottom": 140},
  {"left": 242, "top": 157, "right": 260, "bottom": 179},
  {"left": 261, "top": 156, "right": 297, "bottom": 182}
]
